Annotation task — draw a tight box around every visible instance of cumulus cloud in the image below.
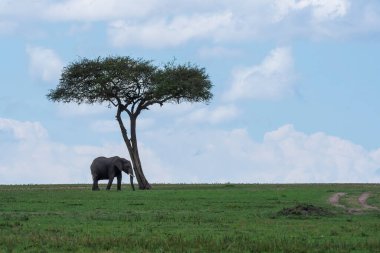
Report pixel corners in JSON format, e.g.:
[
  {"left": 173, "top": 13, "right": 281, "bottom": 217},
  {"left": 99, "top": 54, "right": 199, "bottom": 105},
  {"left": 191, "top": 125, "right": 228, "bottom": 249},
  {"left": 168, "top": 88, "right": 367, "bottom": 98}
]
[
  {"left": 0, "top": 118, "right": 47, "bottom": 141},
  {"left": 0, "top": 0, "right": 158, "bottom": 21},
  {"left": 0, "top": 117, "right": 74, "bottom": 184},
  {"left": 1, "top": 117, "right": 380, "bottom": 184},
  {"left": 44, "top": 0, "right": 159, "bottom": 21},
  {"left": 273, "top": 0, "right": 350, "bottom": 22},
  {"left": 2, "top": 1, "right": 379, "bottom": 46},
  {"left": 224, "top": 47, "right": 296, "bottom": 101},
  {"left": 0, "top": 0, "right": 349, "bottom": 23},
  {"left": 255, "top": 125, "right": 378, "bottom": 182},
  {"left": 104, "top": 0, "right": 356, "bottom": 48},
  {"left": 108, "top": 12, "right": 234, "bottom": 48},
  {"left": 141, "top": 124, "right": 380, "bottom": 183},
  {"left": 0, "top": 117, "right": 169, "bottom": 184},
  {"left": 26, "top": 45, "right": 64, "bottom": 83}
]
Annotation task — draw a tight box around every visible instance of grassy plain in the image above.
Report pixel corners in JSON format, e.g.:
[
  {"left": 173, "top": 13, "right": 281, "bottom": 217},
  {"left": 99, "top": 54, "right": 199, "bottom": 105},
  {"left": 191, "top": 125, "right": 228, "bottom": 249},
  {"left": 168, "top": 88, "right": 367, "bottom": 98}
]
[{"left": 0, "top": 184, "right": 379, "bottom": 252}]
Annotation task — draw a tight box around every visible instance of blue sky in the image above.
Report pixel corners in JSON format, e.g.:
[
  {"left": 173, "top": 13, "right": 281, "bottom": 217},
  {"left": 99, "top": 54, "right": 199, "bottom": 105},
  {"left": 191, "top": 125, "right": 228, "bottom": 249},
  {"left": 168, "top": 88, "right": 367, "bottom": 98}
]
[{"left": 1, "top": 0, "right": 380, "bottom": 184}]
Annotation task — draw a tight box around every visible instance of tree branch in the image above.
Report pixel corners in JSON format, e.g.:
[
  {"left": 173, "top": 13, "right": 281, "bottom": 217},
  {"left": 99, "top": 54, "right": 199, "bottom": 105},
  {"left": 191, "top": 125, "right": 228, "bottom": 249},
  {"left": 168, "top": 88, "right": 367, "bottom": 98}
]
[
  {"left": 115, "top": 106, "right": 132, "bottom": 146},
  {"left": 140, "top": 95, "right": 176, "bottom": 110},
  {"left": 109, "top": 98, "right": 118, "bottom": 107}
]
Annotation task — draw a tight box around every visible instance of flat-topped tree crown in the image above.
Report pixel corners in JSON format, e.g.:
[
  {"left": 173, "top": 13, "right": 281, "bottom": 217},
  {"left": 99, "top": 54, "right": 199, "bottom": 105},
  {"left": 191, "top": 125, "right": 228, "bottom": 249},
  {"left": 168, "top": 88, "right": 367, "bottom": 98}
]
[
  {"left": 48, "top": 56, "right": 212, "bottom": 116},
  {"left": 47, "top": 56, "right": 213, "bottom": 189}
]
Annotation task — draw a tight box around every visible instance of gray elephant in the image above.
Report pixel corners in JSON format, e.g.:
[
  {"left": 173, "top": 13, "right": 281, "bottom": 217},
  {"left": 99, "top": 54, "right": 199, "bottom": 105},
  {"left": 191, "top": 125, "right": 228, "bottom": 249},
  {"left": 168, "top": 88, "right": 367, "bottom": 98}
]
[{"left": 90, "top": 156, "right": 135, "bottom": 191}]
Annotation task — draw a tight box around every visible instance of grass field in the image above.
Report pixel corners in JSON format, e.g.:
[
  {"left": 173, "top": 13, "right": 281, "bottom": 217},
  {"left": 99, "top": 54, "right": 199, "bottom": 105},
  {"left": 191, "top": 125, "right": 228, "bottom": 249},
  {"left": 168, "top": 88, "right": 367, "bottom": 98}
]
[{"left": 0, "top": 184, "right": 379, "bottom": 252}]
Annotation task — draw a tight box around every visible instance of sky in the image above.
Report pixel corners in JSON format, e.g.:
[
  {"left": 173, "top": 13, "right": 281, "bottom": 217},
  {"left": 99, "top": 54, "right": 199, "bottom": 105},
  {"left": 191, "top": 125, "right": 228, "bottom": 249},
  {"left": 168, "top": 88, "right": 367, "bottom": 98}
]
[{"left": 1, "top": 0, "right": 380, "bottom": 184}]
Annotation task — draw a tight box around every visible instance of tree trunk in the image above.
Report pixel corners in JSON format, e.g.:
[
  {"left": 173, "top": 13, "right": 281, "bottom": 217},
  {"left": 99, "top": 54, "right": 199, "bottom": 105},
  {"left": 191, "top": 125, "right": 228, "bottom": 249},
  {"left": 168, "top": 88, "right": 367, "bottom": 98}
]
[
  {"left": 116, "top": 107, "right": 152, "bottom": 189},
  {"left": 130, "top": 148, "right": 151, "bottom": 189}
]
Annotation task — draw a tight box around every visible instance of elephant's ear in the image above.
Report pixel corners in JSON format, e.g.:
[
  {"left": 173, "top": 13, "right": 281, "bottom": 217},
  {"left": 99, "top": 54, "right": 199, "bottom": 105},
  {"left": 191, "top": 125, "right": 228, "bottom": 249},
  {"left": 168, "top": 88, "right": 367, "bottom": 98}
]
[{"left": 112, "top": 157, "right": 123, "bottom": 171}]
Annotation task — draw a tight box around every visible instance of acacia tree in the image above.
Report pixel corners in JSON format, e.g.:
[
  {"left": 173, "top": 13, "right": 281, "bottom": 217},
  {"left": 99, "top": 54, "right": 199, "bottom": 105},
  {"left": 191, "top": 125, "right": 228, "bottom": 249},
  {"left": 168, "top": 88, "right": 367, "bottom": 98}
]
[{"left": 47, "top": 56, "right": 212, "bottom": 189}]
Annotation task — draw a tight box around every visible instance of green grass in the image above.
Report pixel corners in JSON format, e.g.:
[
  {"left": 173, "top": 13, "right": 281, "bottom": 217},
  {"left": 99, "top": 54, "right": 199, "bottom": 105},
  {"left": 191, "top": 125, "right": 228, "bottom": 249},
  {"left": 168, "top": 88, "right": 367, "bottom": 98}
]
[{"left": 0, "top": 184, "right": 380, "bottom": 252}]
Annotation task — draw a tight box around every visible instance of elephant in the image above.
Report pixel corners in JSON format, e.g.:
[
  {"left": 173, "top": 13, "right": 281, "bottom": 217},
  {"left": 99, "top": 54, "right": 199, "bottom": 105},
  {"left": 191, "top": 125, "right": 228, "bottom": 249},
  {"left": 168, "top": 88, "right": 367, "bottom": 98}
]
[{"left": 90, "top": 156, "right": 135, "bottom": 191}]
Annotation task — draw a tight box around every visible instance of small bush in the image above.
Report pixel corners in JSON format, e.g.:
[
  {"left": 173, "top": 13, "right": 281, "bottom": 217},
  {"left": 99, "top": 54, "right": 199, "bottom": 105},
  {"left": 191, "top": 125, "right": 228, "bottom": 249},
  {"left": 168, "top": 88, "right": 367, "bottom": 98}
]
[{"left": 277, "top": 204, "right": 332, "bottom": 217}]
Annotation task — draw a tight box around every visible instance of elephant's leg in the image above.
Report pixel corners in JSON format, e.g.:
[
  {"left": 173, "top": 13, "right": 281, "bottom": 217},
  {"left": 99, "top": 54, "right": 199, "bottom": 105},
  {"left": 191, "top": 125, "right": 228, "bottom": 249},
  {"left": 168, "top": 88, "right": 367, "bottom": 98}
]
[
  {"left": 92, "top": 179, "right": 100, "bottom": 191},
  {"left": 117, "top": 175, "right": 122, "bottom": 191},
  {"left": 106, "top": 177, "right": 114, "bottom": 190}
]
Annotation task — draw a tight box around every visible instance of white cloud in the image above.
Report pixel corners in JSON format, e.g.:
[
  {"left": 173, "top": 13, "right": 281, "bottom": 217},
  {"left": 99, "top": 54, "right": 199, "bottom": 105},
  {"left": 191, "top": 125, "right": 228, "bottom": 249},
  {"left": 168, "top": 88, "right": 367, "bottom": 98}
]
[
  {"left": 304, "top": 0, "right": 349, "bottom": 21},
  {"left": 274, "top": 0, "right": 350, "bottom": 22},
  {"left": 44, "top": 0, "right": 159, "bottom": 21},
  {"left": 26, "top": 45, "right": 64, "bottom": 83},
  {"left": 0, "top": 118, "right": 48, "bottom": 141},
  {"left": 0, "top": 118, "right": 74, "bottom": 184},
  {"left": 2, "top": 1, "right": 379, "bottom": 45},
  {"left": 0, "top": 0, "right": 159, "bottom": 21},
  {"left": 224, "top": 47, "right": 296, "bottom": 101},
  {"left": 338, "top": 2, "right": 380, "bottom": 38},
  {"left": 0, "top": 117, "right": 169, "bottom": 184},
  {"left": 1, "top": 117, "right": 380, "bottom": 184},
  {"left": 108, "top": 12, "right": 234, "bottom": 48},
  {"left": 104, "top": 0, "right": 356, "bottom": 48},
  {"left": 180, "top": 105, "right": 240, "bottom": 124},
  {"left": 141, "top": 124, "right": 380, "bottom": 183},
  {"left": 255, "top": 124, "right": 379, "bottom": 182}
]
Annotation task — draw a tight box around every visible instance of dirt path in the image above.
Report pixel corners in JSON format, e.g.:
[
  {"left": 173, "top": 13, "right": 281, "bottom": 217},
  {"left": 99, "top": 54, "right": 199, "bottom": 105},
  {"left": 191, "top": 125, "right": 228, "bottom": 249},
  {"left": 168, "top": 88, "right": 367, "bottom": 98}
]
[
  {"left": 358, "top": 192, "right": 379, "bottom": 210},
  {"left": 328, "top": 192, "right": 379, "bottom": 212},
  {"left": 329, "top": 192, "right": 346, "bottom": 208}
]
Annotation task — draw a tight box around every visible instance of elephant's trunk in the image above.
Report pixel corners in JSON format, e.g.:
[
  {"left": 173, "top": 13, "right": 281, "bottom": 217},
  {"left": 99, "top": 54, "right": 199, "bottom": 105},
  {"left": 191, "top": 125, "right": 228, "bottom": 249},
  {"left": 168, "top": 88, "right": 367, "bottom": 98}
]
[{"left": 130, "top": 175, "right": 135, "bottom": 191}]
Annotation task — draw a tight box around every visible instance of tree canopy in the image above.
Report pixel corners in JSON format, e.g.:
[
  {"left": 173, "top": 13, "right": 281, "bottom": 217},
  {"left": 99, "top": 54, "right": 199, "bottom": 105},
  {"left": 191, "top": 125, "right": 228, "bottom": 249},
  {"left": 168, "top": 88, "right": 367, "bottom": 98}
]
[
  {"left": 47, "top": 56, "right": 213, "bottom": 189},
  {"left": 47, "top": 56, "right": 212, "bottom": 116}
]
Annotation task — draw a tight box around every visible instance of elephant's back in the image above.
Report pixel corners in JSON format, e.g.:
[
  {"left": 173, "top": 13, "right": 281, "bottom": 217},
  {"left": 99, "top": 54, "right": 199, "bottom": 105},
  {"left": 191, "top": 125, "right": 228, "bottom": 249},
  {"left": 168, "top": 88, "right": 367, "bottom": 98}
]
[
  {"left": 90, "top": 156, "right": 108, "bottom": 170},
  {"left": 90, "top": 157, "right": 111, "bottom": 180}
]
